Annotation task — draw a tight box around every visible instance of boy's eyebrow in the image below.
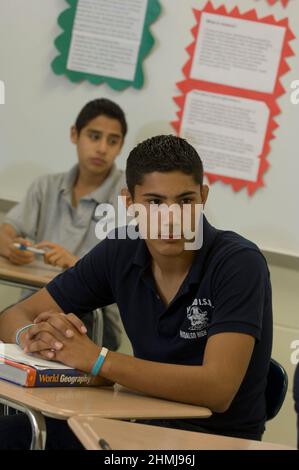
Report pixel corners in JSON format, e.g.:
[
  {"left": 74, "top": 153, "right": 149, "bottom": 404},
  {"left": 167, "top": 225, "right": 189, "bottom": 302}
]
[
  {"left": 87, "top": 129, "right": 122, "bottom": 138},
  {"left": 142, "top": 191, "right": 198, "bottom": 198}
]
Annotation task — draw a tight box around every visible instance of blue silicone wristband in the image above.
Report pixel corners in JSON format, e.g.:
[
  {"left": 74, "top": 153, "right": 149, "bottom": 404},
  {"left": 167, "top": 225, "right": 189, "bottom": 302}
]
[
  {"left": 91, "top": 348, "right": 108, "bottom": 376},
  {"left": 15, "top": 323, "right": 34, "bottom": 346}
]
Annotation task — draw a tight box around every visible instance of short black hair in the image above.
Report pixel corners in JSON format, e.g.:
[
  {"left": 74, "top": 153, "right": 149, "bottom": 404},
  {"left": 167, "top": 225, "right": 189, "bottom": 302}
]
[
  {"left": 126, "top": 135, "right": 204, "bottom": 196},
  {"left": 75, "top": 98, "right": 127, "bottom": 137}
]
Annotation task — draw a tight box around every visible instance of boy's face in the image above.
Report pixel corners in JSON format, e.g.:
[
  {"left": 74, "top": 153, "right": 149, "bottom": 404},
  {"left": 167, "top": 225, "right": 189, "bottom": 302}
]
[
  {"left": 71, "top": 115, "right": 123, "bottom": 177},
  {"left": 125, "top": 171, "right": 209, "bottom": 257}
]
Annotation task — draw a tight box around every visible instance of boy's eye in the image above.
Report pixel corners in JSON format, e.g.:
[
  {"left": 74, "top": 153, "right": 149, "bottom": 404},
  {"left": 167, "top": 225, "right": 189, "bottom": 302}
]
[
  {"left": 180, "top": 199, "right": 193, "bottom": 205},
  {"left": 107, "top": 138, "right": 119, "bottom": 146},
  {"left": 149, "top": 199, "right": 161, "bottom": 205},
  {"left": 89, "top": 132, "right": 100, "bottom": 141}
]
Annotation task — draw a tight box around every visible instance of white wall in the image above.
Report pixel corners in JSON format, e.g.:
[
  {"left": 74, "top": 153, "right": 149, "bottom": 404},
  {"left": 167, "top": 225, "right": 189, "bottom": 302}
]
[{"left": 1, "top": 0, "right": 299, "bottom": 254}]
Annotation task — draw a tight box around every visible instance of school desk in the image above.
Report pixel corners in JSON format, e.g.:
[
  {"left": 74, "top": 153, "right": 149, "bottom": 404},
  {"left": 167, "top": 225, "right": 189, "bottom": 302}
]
[
  {"left": 0, "top": 380, "right": 211, "bottom": 450},
  {"left": 0, "top": 255, "right": 60, "bottom": 290},
  {"left": 68, "top": 416, "right": 296, "bottom": 450}
]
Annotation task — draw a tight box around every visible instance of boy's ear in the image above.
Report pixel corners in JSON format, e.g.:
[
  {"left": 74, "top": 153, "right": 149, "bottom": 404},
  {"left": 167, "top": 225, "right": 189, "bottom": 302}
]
[
  {"left": 201, "top": 184, "right": 209, "bottom": 208},
  {"left": 70, "top": 126, "right": 78, "bottom": 144},
  {"left": 121, "top": 187, "right": 133, "bottom": 209}
]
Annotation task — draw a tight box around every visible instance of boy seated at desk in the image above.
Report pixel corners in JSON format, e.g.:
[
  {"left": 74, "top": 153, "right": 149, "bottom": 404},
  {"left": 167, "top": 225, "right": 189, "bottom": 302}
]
[
  {"left": 0, "top": 98, "right": 127, "bottom": 351},
  {"left": 0, "top": 135, "right": 273, "bottom": 449}
]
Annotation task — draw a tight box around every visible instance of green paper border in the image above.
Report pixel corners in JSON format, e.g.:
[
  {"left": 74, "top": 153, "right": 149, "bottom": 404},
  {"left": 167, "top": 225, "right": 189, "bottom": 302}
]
[{"left": 51, "top": 0, "right": 161, "bottom": 90}]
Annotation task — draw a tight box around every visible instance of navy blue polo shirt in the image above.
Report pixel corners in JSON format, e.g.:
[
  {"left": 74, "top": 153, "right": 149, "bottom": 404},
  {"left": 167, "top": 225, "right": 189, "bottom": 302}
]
[{"left": 46, "top": 217, "right": 272, "bottom": 440}]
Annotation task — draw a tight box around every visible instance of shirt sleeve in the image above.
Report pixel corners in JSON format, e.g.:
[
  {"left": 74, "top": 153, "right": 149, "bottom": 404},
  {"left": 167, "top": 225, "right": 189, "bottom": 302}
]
[
  {"left": 3, "top": 177, "right": 44, "bottom": 239},
  {"left": 46, "top": 238, "right": 116, "bottom": 316},
  {"left": 208, "top": 249, "right": 271, "bottom": 341}
]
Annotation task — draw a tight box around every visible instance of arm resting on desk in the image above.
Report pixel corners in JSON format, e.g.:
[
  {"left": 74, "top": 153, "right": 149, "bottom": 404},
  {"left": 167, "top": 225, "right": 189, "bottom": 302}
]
[
  {"left": 0, "top": 288, "right": 62, "bottom": 345},
  {"left": 46, "top": 329, "right": 254, "bottom": 413},
  {"left": 0, "top": 288, "right": 113, "bottom": 385},
  {"left": 0, "top": 288, "right": 114, "bottom": 387},
  {"left": 98, "top": 333, "right": 254, "bottom": 413}
]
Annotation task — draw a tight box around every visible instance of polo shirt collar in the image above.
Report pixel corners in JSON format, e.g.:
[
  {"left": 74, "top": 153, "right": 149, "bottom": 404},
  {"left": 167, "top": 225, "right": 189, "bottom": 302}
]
[
  {"left": 132, "top": 237, "right": 151, "bottom": 269},
  {"left": 60, "top": 164, "right": 120, "bottom": 204},
  {"left": 186, "top": 216, "right": 219, "bottom": 286},
  {"left": 88, "top": 165, "right": 120, "bottom": 204},
  {"left": 61, "top": 164, "right": 78, "bottom": 193}
]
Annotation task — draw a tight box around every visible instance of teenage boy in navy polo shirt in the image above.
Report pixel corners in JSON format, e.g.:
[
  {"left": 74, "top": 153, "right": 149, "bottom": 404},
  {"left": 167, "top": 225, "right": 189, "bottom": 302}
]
[{"left": 0, "top": 135, "right": 272, "bottom": 449}]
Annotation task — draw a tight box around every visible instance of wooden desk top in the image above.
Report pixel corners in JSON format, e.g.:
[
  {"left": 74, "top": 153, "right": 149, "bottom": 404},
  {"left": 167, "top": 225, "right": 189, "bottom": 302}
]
[
  {"left": 68, "top": 416, "right": 296, "bottom": 450},
  {"left": 0, "top": 256, "right": 61, "bottom": 287},
  {"left": 0, "top": 380, "right": 211, "bottom": 421}
]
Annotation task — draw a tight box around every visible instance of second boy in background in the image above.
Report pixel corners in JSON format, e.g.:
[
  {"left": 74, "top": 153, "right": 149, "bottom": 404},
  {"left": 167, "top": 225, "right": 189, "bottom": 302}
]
[{"left": 0, "top": 98, "right": 127, "bottom": 350}]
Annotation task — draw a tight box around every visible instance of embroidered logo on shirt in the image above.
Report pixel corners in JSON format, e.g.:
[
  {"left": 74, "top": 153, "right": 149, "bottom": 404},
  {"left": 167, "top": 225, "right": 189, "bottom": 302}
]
[
  {"left": 180, "top": 298, "right": 212, "bottom": 340},
  {"left": 187, "top": 306, "right": 208, "bottom": 331}
]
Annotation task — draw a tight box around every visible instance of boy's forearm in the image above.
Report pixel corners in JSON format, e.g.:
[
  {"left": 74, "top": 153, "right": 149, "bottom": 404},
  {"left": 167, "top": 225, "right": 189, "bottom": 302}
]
[
  {"left": 0, "top": 277, "right": 85, "bottom": 349},
  {"left": 99, "top": 351, "right": 225, "bottom": 412},
  {"left": 0, "top": 305, "right": 35, "bottom": 344},
  {"left": 98, "top": 334, "right": 254, "bottom": 413},
  {"left": 0, "top": 288, "right": 61, "bottom": 345}
]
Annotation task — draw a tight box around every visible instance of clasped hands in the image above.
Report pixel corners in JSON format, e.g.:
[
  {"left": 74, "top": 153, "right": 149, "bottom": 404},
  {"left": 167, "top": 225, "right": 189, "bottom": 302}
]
[{"left": 19, "top": 312, "right": 100, "bottom": 374}]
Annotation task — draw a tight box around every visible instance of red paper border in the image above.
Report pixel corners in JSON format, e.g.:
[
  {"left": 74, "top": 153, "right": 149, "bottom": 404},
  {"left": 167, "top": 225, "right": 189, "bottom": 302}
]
[
  {"left": 267, "top": 0, "right": 289, "bottom": 8},
  {"left": 171, "top": 2, "right": 295, "bottom": 195}
]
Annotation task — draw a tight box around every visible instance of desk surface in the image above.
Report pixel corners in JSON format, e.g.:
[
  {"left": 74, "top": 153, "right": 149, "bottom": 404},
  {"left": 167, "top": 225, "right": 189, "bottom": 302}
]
[
  {"left": 68, "top": 416, "right": 295, "bottom": 450},
  {"left": 0, "top": 380, "right": 211, "bottom": 420},
  {"left": 0, "top": 256, "right": 61, "bottom": 287}
]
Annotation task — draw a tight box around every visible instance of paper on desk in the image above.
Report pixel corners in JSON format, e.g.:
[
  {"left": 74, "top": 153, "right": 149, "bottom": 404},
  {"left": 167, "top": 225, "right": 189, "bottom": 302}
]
[{"left": 0, "top": 344, "right": 73, "bottom": 370}]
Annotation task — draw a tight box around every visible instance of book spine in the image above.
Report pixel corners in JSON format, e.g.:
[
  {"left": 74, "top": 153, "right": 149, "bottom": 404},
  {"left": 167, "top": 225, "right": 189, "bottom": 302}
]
[
  {"left": 32, "top": 369, "right": 98, "bottom": 387},
  {"left": 0, "top": 359, "right": 37, "bottom": 387},
  {"left": 25, "top": 366, "right": 37, "bottom": 387}
]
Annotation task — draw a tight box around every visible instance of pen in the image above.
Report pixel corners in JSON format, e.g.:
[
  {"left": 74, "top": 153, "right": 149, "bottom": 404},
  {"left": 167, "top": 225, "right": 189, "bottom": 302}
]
[
  {"left": 99, "top": 438, "right": 112, "bottom": 450},
  {"left": 13, "top": 243, "right": 46, "bottom": 255}
]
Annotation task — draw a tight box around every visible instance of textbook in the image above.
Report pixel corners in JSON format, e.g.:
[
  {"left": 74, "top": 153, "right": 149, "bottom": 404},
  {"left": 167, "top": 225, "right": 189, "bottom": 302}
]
[{"left": 0, "top": 344, "right": 102, "bottom": 387}]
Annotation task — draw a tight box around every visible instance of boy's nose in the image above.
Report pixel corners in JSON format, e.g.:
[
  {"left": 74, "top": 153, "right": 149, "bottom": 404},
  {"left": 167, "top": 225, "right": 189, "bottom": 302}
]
[{"left": 96, "top": 138, "right": 108, "bottom": 153}]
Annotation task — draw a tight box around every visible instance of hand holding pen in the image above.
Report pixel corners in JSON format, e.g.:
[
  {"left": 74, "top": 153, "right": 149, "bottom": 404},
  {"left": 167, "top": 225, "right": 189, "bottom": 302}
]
[
  {"left": 13, "top": 242, "right": 46, "bottom": 255},
  {"left": 7, "top": 238, "right": 43, "bottom": 266}
]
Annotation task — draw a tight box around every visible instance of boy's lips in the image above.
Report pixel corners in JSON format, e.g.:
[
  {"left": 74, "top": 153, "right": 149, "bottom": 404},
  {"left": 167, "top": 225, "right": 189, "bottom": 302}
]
[{"left": 89, "top": 158, "right": 106, "bottom": 166}]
